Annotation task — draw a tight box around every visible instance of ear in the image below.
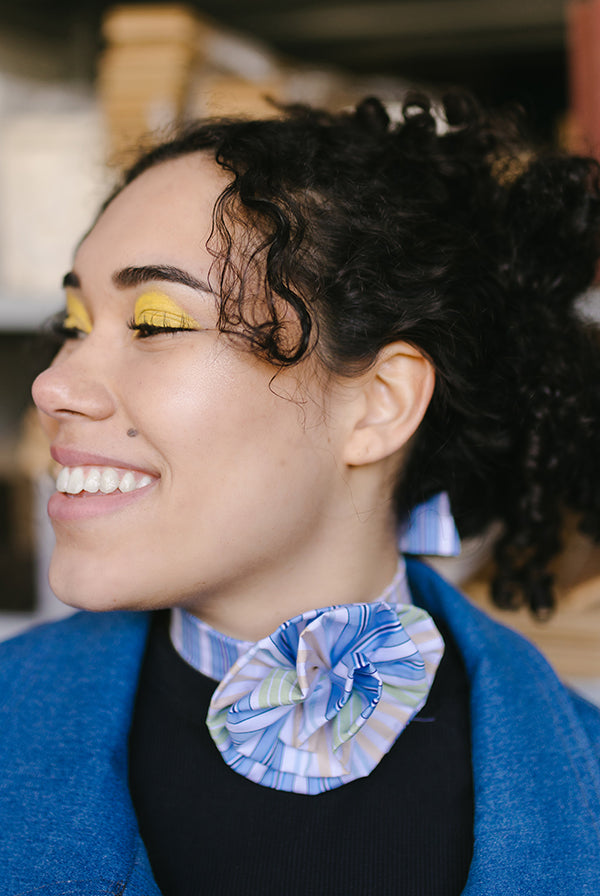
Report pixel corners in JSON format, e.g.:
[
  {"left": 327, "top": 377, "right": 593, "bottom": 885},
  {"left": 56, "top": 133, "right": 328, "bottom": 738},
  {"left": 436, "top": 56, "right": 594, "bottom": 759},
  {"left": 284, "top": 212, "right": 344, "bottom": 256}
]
[{"left": 342, "top": 342, "right": 435, "bottom": 466}]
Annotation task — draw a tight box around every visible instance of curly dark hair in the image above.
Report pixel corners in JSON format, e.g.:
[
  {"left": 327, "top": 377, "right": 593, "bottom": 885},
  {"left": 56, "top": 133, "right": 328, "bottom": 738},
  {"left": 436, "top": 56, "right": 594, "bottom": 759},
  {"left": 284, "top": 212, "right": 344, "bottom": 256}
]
[{"left": 107, "top": 92, "right": 600, "bottom": 616}]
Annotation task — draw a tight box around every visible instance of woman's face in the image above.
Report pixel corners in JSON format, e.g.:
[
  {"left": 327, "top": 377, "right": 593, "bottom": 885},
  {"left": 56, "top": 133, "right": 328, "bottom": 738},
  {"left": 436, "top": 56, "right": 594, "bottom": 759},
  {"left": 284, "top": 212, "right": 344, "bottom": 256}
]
[{"left": 32, "top": 154, "right": 360, "bottom": 634}]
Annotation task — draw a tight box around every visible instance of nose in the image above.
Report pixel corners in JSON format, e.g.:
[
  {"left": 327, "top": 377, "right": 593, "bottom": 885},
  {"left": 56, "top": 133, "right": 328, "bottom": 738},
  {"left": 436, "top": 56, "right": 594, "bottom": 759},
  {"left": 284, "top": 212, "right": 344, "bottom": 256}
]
[{"left": 32, "top": 343, "right": 116, "bottom": 425}]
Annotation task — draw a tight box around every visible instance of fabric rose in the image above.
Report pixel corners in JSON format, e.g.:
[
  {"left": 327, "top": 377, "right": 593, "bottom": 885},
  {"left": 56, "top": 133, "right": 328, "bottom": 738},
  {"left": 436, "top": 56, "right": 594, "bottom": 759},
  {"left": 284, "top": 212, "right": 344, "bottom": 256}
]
[{"left": 206, "top": 601, "right": 444, "bottom": 794}]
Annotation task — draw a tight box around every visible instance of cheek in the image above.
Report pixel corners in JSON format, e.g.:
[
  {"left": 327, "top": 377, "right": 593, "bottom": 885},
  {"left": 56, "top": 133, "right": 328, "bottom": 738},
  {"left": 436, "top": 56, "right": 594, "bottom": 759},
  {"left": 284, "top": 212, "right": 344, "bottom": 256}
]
[
  {"left": 128, "top": 346, "right": 333, "bottom": 492},
  {"left": 126, "top": 346, "right": 217, "bottom": 423},
  {"left": 129, "top": 349, "right": 287, "bottom": 456}
]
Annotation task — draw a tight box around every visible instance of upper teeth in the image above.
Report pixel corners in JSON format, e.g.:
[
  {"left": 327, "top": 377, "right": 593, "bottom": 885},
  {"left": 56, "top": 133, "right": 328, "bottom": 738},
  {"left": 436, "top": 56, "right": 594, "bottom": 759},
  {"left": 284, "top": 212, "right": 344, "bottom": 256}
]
[{"left": 55, "top": 466, "right": 153, "bottom": 495}]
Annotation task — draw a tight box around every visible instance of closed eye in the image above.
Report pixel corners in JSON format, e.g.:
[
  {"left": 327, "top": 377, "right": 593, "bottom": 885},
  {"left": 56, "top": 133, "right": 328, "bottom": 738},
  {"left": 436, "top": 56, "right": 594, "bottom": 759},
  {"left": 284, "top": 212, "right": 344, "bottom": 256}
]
[
  {"left": 127, "top": 314, "right": 201, "bottom": 338},
  {"left": 45, "top": 310, "right": 88, "bottom": 342},
  {"left": 129, "top": 292, "right": 203, "bottom": 337}
]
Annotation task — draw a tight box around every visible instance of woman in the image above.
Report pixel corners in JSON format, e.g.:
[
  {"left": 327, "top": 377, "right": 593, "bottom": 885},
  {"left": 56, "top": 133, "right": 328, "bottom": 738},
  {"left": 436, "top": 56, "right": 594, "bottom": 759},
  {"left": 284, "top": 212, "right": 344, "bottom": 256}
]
[{"left": 1, "top": 94, "right": 599, "bottom": 895}]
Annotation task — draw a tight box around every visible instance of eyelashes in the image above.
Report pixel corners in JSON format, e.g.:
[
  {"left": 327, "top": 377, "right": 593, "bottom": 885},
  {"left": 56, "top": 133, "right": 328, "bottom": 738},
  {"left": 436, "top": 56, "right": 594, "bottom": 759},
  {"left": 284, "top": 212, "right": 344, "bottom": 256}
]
[
  {"left": 129, "top": 292, "right": 202, "bottom": 337},
  {"left": 43, "top": 310, "right": 86, "bottom": 342},
  {"left": 45, "top": 290, "right": 204, "bottom": 342},
  {"left": 127, "top": 314, "right": 200, "bottom": 338},
  {"left": 133, "top": 292, "right": 201, "bottom": 332},
  {"left": 45, "top": 311, "right": 201, "bottom": 341},
  {"left": 42, "top": 291, "right": 93, "bottom": 342},
  {"left": 128, "top": 302, "right": 202, "bottom": 338}
]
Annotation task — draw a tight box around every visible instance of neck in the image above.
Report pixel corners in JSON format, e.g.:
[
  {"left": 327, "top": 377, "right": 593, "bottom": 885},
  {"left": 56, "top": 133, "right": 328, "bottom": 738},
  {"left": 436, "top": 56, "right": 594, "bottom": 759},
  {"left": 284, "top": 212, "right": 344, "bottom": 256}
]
[{"left": 180, "top": 517, "right": 400, "bottom": 642}]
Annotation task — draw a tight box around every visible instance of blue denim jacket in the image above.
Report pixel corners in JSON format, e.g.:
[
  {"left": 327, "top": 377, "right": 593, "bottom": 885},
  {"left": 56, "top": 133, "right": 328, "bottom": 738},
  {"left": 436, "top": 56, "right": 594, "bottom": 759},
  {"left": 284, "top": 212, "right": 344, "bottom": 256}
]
[{"left": 0, "top": 559, "right": 599, "bottom": 895}]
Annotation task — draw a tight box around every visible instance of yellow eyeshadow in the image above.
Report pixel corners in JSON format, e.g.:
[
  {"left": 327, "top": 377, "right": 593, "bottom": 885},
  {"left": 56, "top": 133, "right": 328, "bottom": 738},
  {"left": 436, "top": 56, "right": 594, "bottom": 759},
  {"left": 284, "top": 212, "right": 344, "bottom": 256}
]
[
  {"left": 64, "top": 291, "right": 93, "bottom": 334},
  {"left": 134, "top": 291, "right": 201, "bottom": 330}
]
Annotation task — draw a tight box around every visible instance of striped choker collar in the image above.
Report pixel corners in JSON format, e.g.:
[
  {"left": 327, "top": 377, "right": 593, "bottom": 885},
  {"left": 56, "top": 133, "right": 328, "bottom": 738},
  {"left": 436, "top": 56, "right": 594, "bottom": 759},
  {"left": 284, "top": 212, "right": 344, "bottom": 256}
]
[{"left": 169, "top": 558, "right": 444, "bottom": 794}]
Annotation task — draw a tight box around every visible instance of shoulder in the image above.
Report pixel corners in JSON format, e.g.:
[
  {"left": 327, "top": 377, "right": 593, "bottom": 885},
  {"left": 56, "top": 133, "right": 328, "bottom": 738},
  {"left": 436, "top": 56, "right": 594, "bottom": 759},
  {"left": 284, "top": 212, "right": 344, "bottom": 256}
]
[
  {"left": 0, "top": 612, "right": 157, "bottom": 894},
  {"left": 0, "top": 609, "right": 150, "bottom": 666},
  {"left": 0, "top": 611, "right": 151, "bottom": 719},
  {"left": 407, "top": 554, "right": 567, "bottom": 660},
  {"left": 406, "top": 558, "right": 600, "bottom": 883},
  {"left": 569, "top": 689, "right": 600, "bottom": 750},
  {"left": 406, "top": 556, "right": 600, "bottom": 730}
]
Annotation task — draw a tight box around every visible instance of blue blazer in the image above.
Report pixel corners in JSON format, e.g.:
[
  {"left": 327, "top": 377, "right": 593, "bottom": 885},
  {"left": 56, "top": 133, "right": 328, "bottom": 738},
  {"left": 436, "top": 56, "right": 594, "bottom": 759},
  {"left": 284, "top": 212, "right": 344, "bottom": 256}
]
[{"left": 0, "top": 559, "right": 599, "bottom": 895}]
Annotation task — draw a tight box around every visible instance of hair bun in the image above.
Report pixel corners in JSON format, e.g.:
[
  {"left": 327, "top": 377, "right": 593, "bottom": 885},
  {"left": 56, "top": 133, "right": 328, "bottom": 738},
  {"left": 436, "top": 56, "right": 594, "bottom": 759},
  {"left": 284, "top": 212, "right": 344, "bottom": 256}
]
[
  {"left": 354, "top": 97, "right": 390, "bottom": 133},
  {"left": 441, "top": 92, "right": 479, "bottom": 128}
]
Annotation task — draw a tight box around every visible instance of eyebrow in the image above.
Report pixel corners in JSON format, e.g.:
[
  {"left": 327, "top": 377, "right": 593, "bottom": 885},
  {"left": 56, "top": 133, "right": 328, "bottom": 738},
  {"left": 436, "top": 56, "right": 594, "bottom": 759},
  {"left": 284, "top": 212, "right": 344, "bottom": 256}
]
[
  {"left": 62, "top": 271, "right": 80, "bottom": 289},
  {"left": 61, "top": 265, "right": 213, "bottom": 294},
  {"left": 113, "top": 265, "right": 213, "bottom": 294}
]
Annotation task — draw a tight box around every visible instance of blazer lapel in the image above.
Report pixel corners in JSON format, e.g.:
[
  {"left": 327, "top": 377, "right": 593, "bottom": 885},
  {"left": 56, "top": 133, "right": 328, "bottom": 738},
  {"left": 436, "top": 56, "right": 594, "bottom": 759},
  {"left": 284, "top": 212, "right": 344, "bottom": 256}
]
[{"left": 407, "top": 558, "right": 600, "bottom": 894}]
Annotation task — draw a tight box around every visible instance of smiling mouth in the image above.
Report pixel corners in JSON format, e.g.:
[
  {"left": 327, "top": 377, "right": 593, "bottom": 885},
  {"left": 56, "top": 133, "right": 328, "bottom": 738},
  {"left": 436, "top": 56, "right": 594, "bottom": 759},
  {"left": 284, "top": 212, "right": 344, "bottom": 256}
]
[{"left": 55, "top": 465, "right": 154, "bottom": 496}]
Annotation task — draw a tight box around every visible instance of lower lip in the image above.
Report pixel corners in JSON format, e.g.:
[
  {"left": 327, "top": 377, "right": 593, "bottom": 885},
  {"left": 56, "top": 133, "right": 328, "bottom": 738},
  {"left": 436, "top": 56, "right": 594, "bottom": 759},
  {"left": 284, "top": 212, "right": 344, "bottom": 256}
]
[{"left": 48, "top": 483, "right": 156, "bottom": 521}]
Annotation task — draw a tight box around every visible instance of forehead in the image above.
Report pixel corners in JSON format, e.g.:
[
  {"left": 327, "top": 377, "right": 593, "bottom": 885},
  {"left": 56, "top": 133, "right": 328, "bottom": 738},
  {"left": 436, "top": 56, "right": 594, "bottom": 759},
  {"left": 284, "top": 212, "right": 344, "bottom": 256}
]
[{"left": 75, "top": 154, "right": 230, "bottom": 276}]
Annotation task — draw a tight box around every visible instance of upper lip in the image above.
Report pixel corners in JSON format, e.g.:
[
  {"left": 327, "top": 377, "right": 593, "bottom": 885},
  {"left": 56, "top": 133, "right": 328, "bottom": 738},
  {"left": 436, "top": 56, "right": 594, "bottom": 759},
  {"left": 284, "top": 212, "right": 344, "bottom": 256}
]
[{"left": 50, "top": 445, "right": 159, "bottom": 477}]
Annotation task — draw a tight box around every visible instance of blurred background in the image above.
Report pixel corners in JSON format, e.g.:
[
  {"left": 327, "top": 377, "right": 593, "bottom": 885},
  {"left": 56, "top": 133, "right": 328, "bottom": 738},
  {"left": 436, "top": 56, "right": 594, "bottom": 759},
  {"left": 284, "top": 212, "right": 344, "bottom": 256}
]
[{"left": 0, "top": 0, "right": 598, "bottom": 699}]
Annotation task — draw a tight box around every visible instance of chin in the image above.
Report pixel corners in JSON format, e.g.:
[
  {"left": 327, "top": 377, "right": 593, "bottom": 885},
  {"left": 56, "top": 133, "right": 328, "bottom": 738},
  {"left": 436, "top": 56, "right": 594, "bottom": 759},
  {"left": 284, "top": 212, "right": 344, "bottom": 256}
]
[{"left": 48, "top": 556, "right": 143, "bottom": 614}]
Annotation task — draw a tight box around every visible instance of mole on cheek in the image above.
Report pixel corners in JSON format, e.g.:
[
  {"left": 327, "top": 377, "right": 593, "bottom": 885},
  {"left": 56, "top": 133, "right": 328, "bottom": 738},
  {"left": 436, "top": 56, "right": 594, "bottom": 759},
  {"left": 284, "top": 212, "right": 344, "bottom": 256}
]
[{"left": 127, "top": 428, "right": 138, "bottom": 438}]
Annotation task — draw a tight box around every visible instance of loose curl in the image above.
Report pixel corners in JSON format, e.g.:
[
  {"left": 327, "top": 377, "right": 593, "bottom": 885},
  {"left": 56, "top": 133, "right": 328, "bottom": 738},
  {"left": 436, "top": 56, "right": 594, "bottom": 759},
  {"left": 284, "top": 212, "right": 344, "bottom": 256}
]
[{"left": 108, "top": 93, "right": 600, "bottom": 616}]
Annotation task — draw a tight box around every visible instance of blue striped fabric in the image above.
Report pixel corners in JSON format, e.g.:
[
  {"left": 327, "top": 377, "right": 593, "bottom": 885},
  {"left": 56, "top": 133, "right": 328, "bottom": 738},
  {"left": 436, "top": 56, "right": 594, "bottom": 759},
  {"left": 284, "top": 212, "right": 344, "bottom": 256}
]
[
  {"left": 170, "top": 607, "right": 253, "bottom": 682},
  {"left": 206, "top": 601, "right": 443, "bottom": 793},
  {"left": 170, "top": 559, "right": 413, "bottom": 682},
  {"left": 171, "top": 491, "right": 458, "bottom": 682},
  {"left": 169, "top": 494, "right": 457, "bottom": 794},
  {"left": 397, "top": 491, "right": 461, "bottom": 556},
  {"left": 170, "top": 560, "right": 444, "bottom": 795}
]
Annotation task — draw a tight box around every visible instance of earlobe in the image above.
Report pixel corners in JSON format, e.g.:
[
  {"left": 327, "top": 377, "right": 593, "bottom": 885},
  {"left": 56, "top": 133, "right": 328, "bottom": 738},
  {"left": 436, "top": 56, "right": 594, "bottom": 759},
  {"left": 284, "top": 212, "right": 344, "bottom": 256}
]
[{"left": 342, "top": 343, "right": 435, "bottom": 466}]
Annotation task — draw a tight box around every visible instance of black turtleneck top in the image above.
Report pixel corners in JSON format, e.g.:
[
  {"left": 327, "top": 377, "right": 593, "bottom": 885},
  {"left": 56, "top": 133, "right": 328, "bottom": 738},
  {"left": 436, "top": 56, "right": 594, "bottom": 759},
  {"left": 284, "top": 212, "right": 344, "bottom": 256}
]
[{"left": 129, "top": 611, "right": 474, "bottom": 895}]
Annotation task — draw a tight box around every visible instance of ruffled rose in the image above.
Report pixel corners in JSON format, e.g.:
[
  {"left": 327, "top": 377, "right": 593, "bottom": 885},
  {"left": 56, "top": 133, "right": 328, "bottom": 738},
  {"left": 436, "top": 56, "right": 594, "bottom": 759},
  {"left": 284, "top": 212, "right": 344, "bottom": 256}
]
[{"left": 206, "top": 601, "right": 444, "bottom": 794}]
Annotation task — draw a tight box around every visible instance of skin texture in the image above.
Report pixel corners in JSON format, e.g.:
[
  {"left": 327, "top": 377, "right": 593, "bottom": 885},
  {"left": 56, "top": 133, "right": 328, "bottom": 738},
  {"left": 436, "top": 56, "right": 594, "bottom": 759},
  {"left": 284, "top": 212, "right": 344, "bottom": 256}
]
[{"left": 32, "top": 154, "right": 434, "bottom": 640}]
